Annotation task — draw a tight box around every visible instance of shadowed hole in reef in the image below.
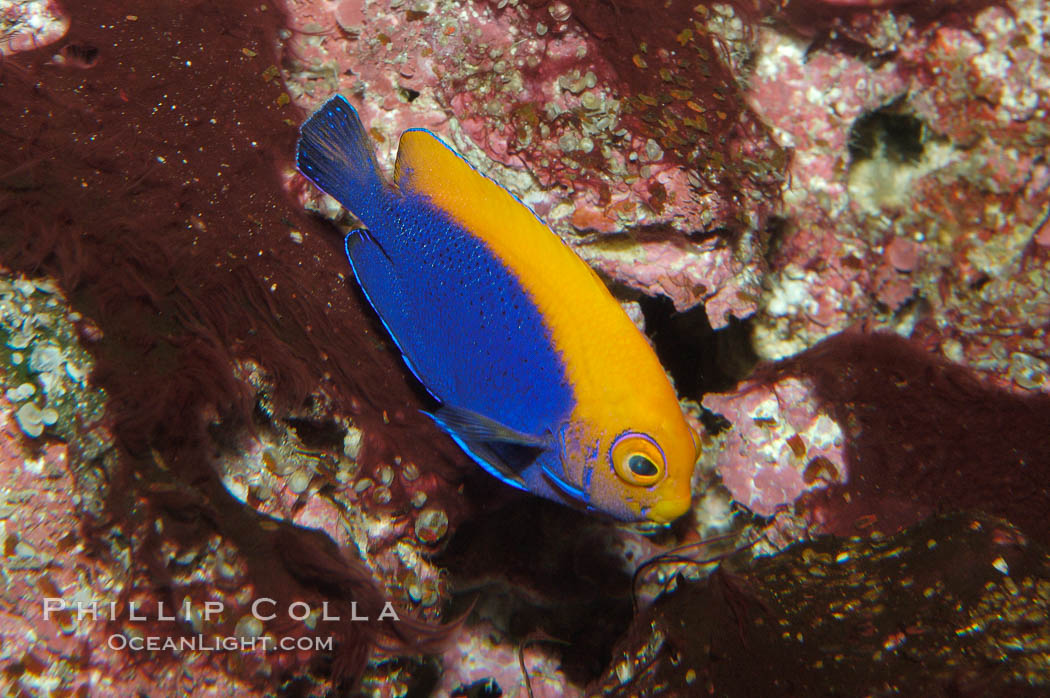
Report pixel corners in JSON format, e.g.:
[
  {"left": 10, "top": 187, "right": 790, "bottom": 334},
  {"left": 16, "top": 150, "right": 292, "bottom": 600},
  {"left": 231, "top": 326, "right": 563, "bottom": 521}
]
[
  {"left": 847, "top": 106, "right": 925, "bottom": 165},
  {"left": 438, "top": 498, "right": 635, "bottom": 687},
  {"left": 637, "top": 294, "right": 758, "bottom": 399},
  {"left": 285, "top": 416, "right": 347, "bottom": 451}
]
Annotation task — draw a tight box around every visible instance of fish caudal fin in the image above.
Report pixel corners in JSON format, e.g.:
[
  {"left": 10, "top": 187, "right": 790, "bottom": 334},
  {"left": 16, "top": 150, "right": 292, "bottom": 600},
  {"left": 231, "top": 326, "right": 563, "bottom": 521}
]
[{"left": 296, "top": 95, "right": 386, "bottom": 224}]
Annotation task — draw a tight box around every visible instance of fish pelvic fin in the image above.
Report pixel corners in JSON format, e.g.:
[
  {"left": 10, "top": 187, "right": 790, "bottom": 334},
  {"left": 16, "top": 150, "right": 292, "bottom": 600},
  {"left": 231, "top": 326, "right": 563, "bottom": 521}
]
[
  {"left": 296, "top": 95, "right": 388, "bottom": 226},
  {"left": 429, "top": 406, "right": 550, "bottom": 492},
  {"left": 433, "top": 405, "right": 550, "bottom": 449}
]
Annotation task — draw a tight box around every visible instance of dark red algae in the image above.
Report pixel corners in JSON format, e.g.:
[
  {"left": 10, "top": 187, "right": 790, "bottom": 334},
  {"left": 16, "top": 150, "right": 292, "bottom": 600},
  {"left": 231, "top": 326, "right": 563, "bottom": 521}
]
[
  {"left": 505, "top": 0, "right": 788, "bottom": 226},
  {"left": 768, "top": 332, "right": 1050, "bottom": 545},
  {"left": 595, "top": 511, "right": 1050, "bottom": 696},
  {"left": 0, "top": 0, "right": 468, "bottom": 687}
]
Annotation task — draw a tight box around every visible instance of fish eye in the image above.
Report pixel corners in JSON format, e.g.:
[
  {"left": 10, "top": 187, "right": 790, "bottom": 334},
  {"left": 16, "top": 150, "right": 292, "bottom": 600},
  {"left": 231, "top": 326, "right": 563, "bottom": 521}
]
[
  {"left": 611, "top": 432, "right": 665, "bottom": 487},
  {"left": 628, "top": 454, "right": 659, "bottom": 477}
]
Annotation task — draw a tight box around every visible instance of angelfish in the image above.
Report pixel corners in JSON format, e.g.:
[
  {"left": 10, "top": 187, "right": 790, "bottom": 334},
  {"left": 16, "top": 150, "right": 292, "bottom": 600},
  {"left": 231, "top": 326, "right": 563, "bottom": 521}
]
[{"left": 296, "top": 95, "right": 700, "bottom": 523}]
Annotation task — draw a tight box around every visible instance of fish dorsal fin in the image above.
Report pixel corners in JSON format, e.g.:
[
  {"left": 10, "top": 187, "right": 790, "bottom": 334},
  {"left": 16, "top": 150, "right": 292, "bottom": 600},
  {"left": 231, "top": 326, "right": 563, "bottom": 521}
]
[{"left": 393, "top": 129, "right": 567, "bottom": 272}]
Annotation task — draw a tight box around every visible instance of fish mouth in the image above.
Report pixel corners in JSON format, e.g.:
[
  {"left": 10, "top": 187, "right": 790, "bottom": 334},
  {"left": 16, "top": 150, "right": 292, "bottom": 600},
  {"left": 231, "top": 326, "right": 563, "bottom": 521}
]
[{"left": 646, "top": 496, "right": 692, "bottom": 524}]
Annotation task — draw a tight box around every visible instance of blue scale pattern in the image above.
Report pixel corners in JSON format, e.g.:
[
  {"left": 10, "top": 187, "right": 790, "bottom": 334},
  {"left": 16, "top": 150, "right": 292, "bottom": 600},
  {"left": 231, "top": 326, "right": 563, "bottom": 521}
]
[
  {"left": 297, "top": 95, "right": 573, "bottom": 445},
  {"left": 352, "top": 194, "right": 573, "bottom": 440}
]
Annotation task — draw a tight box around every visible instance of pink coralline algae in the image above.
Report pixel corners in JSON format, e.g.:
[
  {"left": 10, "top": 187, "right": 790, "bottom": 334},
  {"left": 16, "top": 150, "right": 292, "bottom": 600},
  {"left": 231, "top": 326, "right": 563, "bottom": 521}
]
[
  {"left": 574, "top": 232, "right": 757, "bottom": 326},
  {"left": 0, "top": 0, "right": 68, "bottom": 55},
  {"left": 702, "top": 375, "right": 846, "bottom": 520},
  {"left": 0, "top": 278, "right": 273, "bottom": 696},
  {"left": 873, "top": 236, "right": 922, "bottom": 310},
  {"left": 0, "top": 336, "right": 461, "bottom": 696},
  {"left": 0, "top": 429, "right": 133, "bottom": 697},
  {"left": 711, "top": 332, "right": 1050, "bottom": 545},
  {"left": 746, "top": 0, "right": 1050, "bottom": 398},
  {"left": 282, "top": 0, "right": 785, "bottom": 327},
  {"left": 437, "top": 623, "right": 579, "bottom": 698},
  {"left": 213, "top": 381, "right": 458, "bottom": 620}
]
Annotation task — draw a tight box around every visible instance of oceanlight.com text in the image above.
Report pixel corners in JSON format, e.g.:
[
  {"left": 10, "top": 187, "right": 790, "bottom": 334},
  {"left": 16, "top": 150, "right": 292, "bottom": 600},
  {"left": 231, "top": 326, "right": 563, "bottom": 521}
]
[{"left": 108, "top": 633, "right": 335, "bottom": 652}]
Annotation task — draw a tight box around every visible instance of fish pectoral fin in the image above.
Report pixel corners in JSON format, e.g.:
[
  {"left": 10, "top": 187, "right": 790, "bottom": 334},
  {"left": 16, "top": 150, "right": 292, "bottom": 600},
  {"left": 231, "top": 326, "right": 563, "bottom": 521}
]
[
  {"left": 432, "top": 405, "right": 550, "bottom": 449},
  {"left": 429, "top": 406, "right": 550, "bottom": 492}
]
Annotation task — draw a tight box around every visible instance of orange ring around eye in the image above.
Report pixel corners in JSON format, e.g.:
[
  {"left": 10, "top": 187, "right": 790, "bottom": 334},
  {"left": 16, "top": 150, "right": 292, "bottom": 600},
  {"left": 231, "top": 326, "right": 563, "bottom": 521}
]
[{"left": 610, "top": 432, "right": 666, "bottom": 487}]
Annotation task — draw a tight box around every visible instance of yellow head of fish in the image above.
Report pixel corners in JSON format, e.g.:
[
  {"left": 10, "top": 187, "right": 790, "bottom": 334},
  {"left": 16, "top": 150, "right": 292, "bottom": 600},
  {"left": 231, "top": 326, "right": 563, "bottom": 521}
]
[{"left": 556, "top": 344, "right": 702, "bottom": 523}]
